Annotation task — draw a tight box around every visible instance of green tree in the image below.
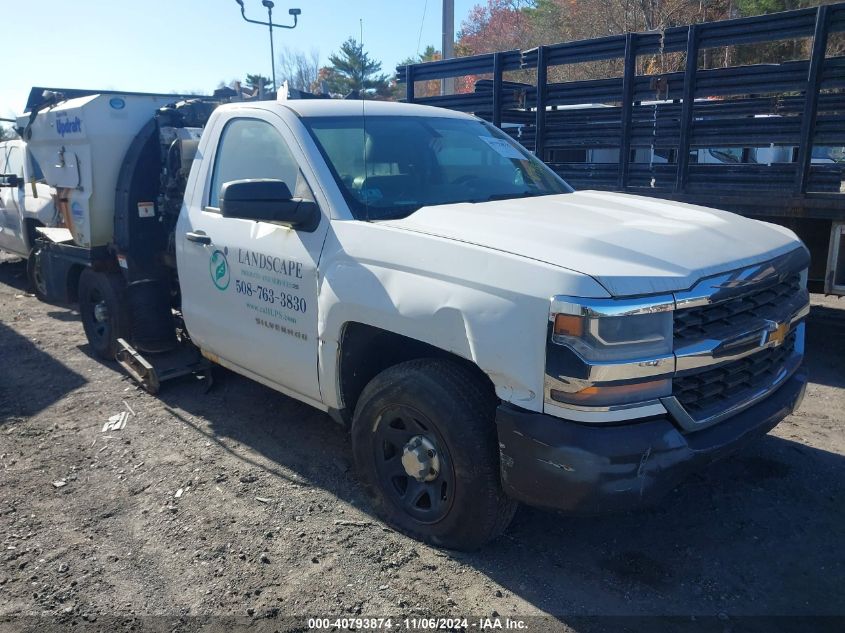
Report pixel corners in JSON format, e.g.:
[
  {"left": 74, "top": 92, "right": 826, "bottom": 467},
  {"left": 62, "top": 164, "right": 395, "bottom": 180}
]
[
  {"left": 322, "top": 38, "right": 390, "bottom": 97},
  {"left": 0, "top": 125, "right": 17, "bottom": 142},
  {"left": 244, "top": 74, "right": 273, "bottom": 95},
  {"left": 732, "top": 0, "right": 843, "bottom": 64},
  {"left": 393, "top": 46, "right": 442, "bottom": 99}
]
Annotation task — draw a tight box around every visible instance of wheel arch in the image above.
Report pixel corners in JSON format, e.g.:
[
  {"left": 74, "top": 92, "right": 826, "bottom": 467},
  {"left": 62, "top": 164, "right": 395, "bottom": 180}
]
[{"left": 333, "top": 321, "right": 495, "bottom": 425}]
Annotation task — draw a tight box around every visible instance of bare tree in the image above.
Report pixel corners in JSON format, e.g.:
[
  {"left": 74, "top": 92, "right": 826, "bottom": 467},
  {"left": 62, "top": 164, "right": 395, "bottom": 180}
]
[{"left": 277, "top": 47, "right": 321, "bottom": 93}]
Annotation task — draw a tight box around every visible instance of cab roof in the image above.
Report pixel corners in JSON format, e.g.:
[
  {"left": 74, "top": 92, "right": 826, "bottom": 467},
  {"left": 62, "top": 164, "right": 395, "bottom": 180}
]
[{"left": 264, "top": 99, "right": 475, "bottom": 120}]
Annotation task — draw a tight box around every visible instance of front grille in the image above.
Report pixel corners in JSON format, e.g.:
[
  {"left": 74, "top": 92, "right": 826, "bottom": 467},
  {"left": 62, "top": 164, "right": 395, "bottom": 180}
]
[
  {"left": 673, "top": 332, "right": 796, "bottom": 420},
  {"left": 674, "top": 272, "right": 802, "bottom": 345}
]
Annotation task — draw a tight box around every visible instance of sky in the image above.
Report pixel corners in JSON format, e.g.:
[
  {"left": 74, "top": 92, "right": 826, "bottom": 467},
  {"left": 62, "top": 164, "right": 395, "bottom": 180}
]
[{"left": 1, "top": 0, "right": 479, "bottom": 119}]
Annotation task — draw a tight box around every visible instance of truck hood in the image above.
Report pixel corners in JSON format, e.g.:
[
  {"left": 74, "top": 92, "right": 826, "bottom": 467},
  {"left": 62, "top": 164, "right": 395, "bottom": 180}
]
[{"left": 380, "top": 190, "right": 801, "bottom": 296}]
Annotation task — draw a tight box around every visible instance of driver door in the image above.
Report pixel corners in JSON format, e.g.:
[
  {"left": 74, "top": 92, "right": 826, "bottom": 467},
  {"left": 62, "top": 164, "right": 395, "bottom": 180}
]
[{"left": 176, "top": 109, "right": 329, "bottom": 404}]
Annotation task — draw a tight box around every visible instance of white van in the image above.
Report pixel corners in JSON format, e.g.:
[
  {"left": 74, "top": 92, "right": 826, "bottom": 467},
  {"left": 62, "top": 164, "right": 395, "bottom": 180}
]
[{"left": 0, "top": 138, "right": 56, "bottom": 294}]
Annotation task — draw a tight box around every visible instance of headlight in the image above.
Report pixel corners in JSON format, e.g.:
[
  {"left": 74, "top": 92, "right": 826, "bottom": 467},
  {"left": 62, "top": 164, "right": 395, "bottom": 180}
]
[
  {"left": 552, "top": 310, "right": 672, "bottom": 361},
  {"left": 550, "top": 296, "right": 673, "bottom": 361},
  {"left": 546, "top": 295, "right": 675, "bottom": 408}
]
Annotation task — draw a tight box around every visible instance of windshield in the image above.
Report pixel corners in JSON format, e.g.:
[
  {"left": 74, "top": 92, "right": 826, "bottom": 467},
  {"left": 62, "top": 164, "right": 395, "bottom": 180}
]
[{"left": 302, "top": 115, "right": 573, "bottom": 220}]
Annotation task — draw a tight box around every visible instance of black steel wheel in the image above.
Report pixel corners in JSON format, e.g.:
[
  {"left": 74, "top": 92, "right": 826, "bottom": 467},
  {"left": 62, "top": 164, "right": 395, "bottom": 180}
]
[
  {"left": 372, "top": 404, "right": 456, "bottom": 524},
  {"left": 351, "top": 359, "right": 517, "bottom": 550},
  {"left": 78, "top": 269, "right": 130, "bottom": 360}
]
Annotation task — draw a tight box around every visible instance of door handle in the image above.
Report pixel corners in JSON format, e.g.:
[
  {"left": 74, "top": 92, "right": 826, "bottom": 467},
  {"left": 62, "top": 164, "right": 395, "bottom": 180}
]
[{"left": 185, "top": 231, "right": 211, "bottom": 245}]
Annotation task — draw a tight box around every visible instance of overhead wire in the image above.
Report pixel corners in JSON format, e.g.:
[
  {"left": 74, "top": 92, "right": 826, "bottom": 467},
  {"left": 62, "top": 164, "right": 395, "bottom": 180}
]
[{"left": 416, "top": 0, "right": 429, "bottom": 57}]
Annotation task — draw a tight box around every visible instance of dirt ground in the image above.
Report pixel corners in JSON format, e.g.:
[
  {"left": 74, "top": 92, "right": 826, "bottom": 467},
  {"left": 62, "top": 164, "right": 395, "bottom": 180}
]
[{"left": 0, "top": 251, "right": 843, "bottom": 632}]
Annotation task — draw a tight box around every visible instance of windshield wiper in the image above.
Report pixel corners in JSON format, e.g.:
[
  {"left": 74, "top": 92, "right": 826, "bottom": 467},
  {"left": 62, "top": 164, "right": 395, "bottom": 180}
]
[
  {"left": 366, "top": 207, "right": 424, "bottom": 221},
  {"left": 476, "top": 191, "right": 545, "bottom": 203}
]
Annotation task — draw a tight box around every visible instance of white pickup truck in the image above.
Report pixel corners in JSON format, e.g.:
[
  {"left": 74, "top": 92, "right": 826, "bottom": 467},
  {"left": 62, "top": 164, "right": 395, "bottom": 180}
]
[
  {"left": 0, "top": 138, "right": 55, "bottom": 294},
  {"left": 23, "top": 93, "right": 809, "bottom": 549}
]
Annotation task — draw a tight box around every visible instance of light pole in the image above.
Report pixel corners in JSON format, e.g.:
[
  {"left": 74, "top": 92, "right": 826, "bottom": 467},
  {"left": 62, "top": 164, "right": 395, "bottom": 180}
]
[
  {"left": 234, "top": 0, "right": 301, "bottom": 94},
  {"left": 441, "top": 0, "right": 454, "bottom": 95}
]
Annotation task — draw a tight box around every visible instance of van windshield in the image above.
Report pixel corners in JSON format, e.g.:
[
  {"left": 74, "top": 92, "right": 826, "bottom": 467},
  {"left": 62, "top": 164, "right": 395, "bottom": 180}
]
[{"left": 302, "top": 115, "right": 572, "bottom": 221}]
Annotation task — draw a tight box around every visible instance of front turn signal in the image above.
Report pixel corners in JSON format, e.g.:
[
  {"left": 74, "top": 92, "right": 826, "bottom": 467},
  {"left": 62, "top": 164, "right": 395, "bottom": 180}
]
[{"left": 554, "top": 313, "right": 584, "bottom": 338}]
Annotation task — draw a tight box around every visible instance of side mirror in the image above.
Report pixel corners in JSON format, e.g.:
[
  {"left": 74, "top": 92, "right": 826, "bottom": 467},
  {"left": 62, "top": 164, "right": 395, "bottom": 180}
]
[
  {"left": 220, "top": 179, "right": 319, "bottom": 231},
  {"left": 0, "top": 174, "right": 22, "bottom": 188}
]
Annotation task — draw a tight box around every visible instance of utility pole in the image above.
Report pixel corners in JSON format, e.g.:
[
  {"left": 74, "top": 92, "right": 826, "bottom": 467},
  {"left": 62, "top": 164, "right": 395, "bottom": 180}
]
[{"left": 441, "top": 0, "right": 455, "bottom": 95}]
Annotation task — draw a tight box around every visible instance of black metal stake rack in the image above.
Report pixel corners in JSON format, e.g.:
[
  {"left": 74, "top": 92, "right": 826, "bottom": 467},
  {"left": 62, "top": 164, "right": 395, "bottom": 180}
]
[{"left": 397, "top": 3, "right": 845, "bottom": 291}]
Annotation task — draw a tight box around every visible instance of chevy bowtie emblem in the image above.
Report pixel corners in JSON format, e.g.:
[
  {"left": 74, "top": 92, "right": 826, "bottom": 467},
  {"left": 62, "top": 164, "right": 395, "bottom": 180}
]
[{"left": 763, "top": 320, "right": 791, "bottom": 347}]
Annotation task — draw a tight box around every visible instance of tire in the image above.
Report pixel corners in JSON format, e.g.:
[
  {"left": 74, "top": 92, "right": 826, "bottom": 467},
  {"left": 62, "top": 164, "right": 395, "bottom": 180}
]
[
  {"left": 78, "top": 269, "right": 130, "bottom": 360},
  {"left": 351, "top": 359, "right": 517, "bottom": 550},
  {"left": 26, "top": 245, "right": 48, "bottom": 301}
]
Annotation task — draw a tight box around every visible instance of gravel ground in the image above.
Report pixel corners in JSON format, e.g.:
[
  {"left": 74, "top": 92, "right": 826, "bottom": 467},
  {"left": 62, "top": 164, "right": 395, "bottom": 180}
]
[{"left": 0, "top": 252, "right": 843, "bottom": 632}]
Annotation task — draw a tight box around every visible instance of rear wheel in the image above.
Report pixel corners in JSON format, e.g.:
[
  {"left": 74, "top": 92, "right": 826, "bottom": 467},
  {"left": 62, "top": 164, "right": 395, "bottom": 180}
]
[
  {"left": 78, "top": 269, "right": 130, "bottom": 360},
  {"left": 351, "top": 359, "right": 517, "bottom": 550},
  {"left": 26, "top": 245, "right": 48, "bottom": 301}
]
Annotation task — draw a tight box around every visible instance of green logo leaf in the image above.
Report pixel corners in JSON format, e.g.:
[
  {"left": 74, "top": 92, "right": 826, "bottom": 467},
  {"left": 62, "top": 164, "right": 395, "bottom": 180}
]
[{"left": 209, "top": 249, "right": 230, "bottom": 291}]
